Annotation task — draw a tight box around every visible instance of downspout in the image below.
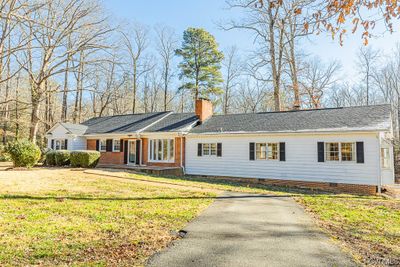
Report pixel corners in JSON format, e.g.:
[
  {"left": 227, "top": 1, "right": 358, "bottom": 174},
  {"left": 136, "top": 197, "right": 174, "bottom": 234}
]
[
  {"left": 377, "top": 133, "right": 382, "bottom": 194},
  {"left": 179, "top": 132, "right": 185, "bottom": 174}
]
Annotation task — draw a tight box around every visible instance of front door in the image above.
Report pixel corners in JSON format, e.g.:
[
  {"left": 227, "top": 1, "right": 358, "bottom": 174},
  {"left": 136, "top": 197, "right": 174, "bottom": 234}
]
[{"left": 128, "top": 141, "right": 136, "bottom": 164}]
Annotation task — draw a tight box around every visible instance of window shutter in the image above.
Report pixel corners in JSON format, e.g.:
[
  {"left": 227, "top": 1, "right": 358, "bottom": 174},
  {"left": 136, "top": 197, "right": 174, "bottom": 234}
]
[
  {"left": 96, "top": 140, "right": 100, "bottom": 151},
  {"left": 356, "top": 142, "right": 364, "bottom": 163},
  {"left": 51, "top": 139, "right": 54, "bottom": 149},
  {"left": 217, "top": 143, "right": 222, "bottom": 157},
  {"left": 123, "top": 141, "right": 128, "bottom": 164},
  {"left": 197, "top": 143, "right": 202, "bottom": 156},
  {"left": 249, "top": 142, "right": 255, "bottom": 161},
  {"left": 64, "top": 139, "right": 68, "bottom": 150},
  {"left": 120, "top": 139, "right": 124, "bottom": 152},
  {"left": 106, "top": 139, "right": 112, "bottom": 152},
  {"left": 135, "top": 140, "right": 141, "bottom": 165},
  {"left": 279, "top": 142, "right": 285, "bottom": 161},
  {"left": 318, "top": 142, "right": 324, "bottom": 162}
]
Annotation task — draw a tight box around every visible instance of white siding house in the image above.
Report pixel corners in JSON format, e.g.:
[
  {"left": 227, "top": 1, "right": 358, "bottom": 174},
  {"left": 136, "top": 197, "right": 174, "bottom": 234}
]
[
  {"left": 185, "top": 131, "right": 394, "bottom": 187},
  {"left": 46, "top": 123, "right": 87, "bottom": 151}
]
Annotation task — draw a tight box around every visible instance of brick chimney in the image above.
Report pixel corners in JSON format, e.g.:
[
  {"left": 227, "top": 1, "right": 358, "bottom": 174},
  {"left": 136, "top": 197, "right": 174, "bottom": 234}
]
[{"left": 195, "top": 98, "right": 213, "bottom": 123}]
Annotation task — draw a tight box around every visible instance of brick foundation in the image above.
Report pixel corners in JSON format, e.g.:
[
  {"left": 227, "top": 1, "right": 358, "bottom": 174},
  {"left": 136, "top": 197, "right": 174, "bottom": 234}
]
[{"left": 190, "top": 175, "right": 377, "bottom": 195}]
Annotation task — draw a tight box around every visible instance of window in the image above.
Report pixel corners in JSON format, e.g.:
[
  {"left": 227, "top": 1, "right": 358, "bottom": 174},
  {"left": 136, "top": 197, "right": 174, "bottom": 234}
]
[
  {"left": 341, "top": 143, "right": 355, "bottom": 161},
  {"left": 99, "top": 140, "right": 107, "bottom": 152},
  {"left": 149, "top": 139, "right": 174, "bottom": 162},
  {"left": 326, "top": 142, "right": 356, "bottom": 162},
  {"left": 202, "top": 143, "right": 217, "bottom": 156},
  {"left": 325, "top": 143, "right": 339, "bottom": 161},
  {"left": 113, "top": 139, "right": 120, "bottom": 152},
  {"left": 268, "top": 143, "right": 279, "bottom": 160},
  {"left": 381, "top": 148, "right": 390, "bottom": 168},
  {"left": 256, "top": 143, "right": 266, "bottom": 159},
  {"left": 255, "top": 143, "right": 279, "bottom": 160},
  {"left": 54, "top": 139, "right": 66, "bottom": 150}
]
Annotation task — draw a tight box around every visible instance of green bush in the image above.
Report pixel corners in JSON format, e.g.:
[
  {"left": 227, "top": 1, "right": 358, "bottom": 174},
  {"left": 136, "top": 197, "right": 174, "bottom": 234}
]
[
  {"left": 70, "top": 150, "right": 100, "bottom": 168},
  {"left": 54, "top": 150, "right": 71, "bottom": 166},
  {"left": 45, "top": 150, "right": 56, "bottom": 166},
  {"left": 0, "top": 145, "right": 11, "bottom": 162},
  {"left": 5, "top": 139, "right": 41, "bottom": 168}
]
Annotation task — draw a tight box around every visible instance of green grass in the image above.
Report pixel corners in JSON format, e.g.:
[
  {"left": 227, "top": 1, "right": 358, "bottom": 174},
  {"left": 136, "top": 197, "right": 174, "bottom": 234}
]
[
  {"left": 298, "top": 194, "right": 400, "bottom": 265},
  {"left": 126, "top": 172, "right": 400, "bottom": 265},
  {"left": 0, "top": 170, "right": 215, "bottom": 266}
]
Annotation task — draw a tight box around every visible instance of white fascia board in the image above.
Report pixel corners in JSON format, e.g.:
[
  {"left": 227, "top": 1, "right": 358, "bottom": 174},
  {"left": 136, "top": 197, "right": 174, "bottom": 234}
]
[{"left": 187, "top": 128, "right": 389, "bottom": 137}]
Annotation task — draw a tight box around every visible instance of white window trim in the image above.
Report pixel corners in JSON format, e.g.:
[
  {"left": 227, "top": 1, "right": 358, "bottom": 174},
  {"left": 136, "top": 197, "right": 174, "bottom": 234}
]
[
  {"left": 201, "top": 143, "right": 218, "bottom": 157},
  {"left": 325, "top": 142, "right": 356, "bottom": 163},
  {"left": 381, "top": 147, "right": 391, "bottom": 169},
  {"left": 255, "top": 142, "right": 279, "bottom": 161},
  {"left": 99, "top": 139, "right": 107, "bottom": 152},
  {"left": 148, "top": 138, "right": 175, "bottom": 163},
  {"left": 53, "top": 138, "right": 67, "bottom": 150},
  {"left": 112, "top": 139, "right": 120, "bottom": 152}
]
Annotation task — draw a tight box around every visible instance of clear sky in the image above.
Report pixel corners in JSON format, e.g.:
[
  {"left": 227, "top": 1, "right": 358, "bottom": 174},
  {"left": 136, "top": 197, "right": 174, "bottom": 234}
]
[{"left": 102, "top": 0, "right": 400, "bottom": 83}]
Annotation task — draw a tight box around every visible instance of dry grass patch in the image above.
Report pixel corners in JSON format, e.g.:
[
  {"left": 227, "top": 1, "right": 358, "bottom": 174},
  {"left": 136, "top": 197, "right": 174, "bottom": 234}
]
[{"left": 0, "top": 169, "right": 215, "bottom": 266}]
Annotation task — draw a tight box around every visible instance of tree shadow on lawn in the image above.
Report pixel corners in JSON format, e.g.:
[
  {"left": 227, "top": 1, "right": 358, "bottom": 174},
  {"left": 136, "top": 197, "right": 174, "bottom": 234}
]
[
  {"left": 0, "top": 194, "right": 294, "bottom": 201},
  {"left": 128, "top": 173, "right": 378, "bottom": 200}
]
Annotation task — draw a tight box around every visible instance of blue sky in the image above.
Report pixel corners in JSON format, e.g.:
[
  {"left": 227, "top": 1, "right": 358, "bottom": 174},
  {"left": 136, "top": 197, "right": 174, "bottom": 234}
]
[{"left": 103, "top": 0, "right": 400, "bottom": 83}]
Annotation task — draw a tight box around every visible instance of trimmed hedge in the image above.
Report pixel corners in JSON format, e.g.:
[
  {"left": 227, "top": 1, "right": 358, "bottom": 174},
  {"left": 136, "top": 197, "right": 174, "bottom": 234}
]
[
  {"left": 5, "top": 139, "right": 41, "bottom": 168},
  {"left": 54, "top": 150, "right": 71, "bottom": 166},
  {"left": 45, "top": 150, "right": 56, "bottom": 166},
  {"left": 70, "top": 150, "right": 100, "bottom": 168}
]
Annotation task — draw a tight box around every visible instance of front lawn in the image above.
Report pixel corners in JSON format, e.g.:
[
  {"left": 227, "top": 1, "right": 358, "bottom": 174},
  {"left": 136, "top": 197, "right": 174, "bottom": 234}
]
[
  {"left": 125, "top": 172, "right": 400, "bottom": 266},
  {"left": 298, "top": 195, "right": 400, "bottom": 266},
  {"left": 0, "top": 169, "right": 215, "bottom": 266}
]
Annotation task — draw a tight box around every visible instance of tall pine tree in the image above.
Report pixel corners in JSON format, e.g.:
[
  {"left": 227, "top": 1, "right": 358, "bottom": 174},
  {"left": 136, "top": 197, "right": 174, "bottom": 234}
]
[{"left": 176, "top": 28, "right": 224, "bottom": 103}]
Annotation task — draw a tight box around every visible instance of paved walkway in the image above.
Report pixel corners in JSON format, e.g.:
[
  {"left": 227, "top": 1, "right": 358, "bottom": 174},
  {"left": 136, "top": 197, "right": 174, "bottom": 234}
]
[{"left": 147, "top": 192, "right": 356, "bottom": 267}]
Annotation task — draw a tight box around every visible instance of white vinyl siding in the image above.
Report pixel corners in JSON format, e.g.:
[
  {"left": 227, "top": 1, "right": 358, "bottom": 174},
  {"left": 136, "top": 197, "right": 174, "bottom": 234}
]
[
  {"left": 47, "top": 124, "right": 87, "bottom": 151},
  {"left": 185, "top": 133, "right": 383, "bottom": 186}
]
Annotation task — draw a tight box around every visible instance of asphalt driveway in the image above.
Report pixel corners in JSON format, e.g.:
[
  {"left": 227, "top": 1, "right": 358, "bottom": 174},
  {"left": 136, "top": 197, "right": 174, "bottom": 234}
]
[{"left": 147, "top": 192, "right": 356, "bottom": 267}]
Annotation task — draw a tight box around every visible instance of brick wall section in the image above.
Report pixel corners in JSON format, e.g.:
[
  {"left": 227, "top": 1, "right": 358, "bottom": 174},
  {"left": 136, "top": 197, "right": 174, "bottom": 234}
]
[
  {"left": 195, "top": 99, "right": 213, "bottom": 122},
  {"left": 142, "top": 137, "right": 185, "bottom": 167},
  {"left": 87, "top": 139, "right": 124, "bottom": 165},
  {"left": 190, "top": 175, "right": 377, "bottom": 195}
]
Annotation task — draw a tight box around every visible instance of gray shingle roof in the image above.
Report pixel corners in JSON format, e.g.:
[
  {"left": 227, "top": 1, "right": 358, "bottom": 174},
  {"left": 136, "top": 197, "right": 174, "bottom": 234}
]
[
  {"left": 60, "top": 123, "right": 88, "bottom": 135},
  {"left": 81, "top": 112, "right": 170, "bottom": 134},
  {"left": 190, "top": 104, "right": 392, "bottom": 134},
  {"left": 144, "top": 113, "right": 198, "bottom": 132}
]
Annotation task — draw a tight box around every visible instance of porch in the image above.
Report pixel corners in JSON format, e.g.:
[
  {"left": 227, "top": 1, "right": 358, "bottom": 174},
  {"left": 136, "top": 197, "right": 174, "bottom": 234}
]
[{"left": 96, "top": 164, "right": 184, "bottom": 176}]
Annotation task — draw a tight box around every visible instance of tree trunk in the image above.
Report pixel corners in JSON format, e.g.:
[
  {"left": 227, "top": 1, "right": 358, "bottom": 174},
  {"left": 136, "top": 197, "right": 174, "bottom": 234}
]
[{"left": 61, "top": 53, "right": 70, "bottom": 122}]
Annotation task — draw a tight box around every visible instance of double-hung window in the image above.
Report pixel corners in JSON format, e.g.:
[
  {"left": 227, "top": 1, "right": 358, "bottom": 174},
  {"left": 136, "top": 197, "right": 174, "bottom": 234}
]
[
  {"left": 381, "top": 148, "right": 390, "bottom": 168},
  {"left": 113, "top": 139, "right": 120, "bottom": 152},
  {"left": 54, "top": 139, "right": 66, "bottom": 150},
  {"left": 202, "top": 143, "right": 217, "bottom": 156},
  {"left": 325, "top": 142, "right": 355, "bottom": 162},
  {"left": 256, "top": 143, "right": 279, "bottom": 160},
  {"left": 149, "top": 139, "right": 174, "bottom": 162},
  {"left": 99, "top": 140, "right": 107, "bottom": 152}
]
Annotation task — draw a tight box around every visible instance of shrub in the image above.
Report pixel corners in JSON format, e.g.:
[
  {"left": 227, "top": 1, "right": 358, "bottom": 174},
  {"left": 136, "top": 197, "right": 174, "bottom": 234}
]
[
  {"left": 54, "top": 150, "right": 71, "bottom": 166},
  {"left": 70, "top": 150, "right": 100, "bottom": 168},
  {"left": 45, "top": 150, "right": 56, "bottom": 166},
  {"left": 5, "top": 139, "right": 41, "bottom": 168},
  {"left": 0, "top": 145, "right": 11, "bottom": 162}
]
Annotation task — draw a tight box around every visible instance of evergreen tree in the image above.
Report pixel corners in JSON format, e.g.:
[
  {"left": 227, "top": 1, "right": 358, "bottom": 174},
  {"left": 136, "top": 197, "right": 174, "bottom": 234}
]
[{"left": 176, "top": 28, "right": 224, "bottom": 102}]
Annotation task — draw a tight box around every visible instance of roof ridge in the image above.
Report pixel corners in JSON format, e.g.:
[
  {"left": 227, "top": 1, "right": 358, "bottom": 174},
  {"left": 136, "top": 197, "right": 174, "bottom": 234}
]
[{"left": 210, "top": 104, "right": 391, "bottom": 117}]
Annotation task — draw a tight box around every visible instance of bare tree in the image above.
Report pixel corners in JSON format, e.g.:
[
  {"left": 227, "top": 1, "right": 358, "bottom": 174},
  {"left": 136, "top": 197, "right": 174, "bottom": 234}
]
[
  {"left": 300, "top": 57, "right": 341, "bottom": 108},
  {"left": 356, "top": 46, "right": 380, "bottom": 105},
  {"left": 120, "top": 23, "right": 149, "bottom": 114},
  {"left": 155, "top": 25, "right": 177, "bottom": 111},
  {"left": 222, "top": 46, "right": 242, "bottom": 114}
]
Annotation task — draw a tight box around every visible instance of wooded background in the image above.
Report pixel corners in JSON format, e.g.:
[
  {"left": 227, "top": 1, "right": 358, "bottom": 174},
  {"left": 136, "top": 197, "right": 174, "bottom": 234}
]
[{"left": 0, "top": 0, "right": 399, "bottom": 147}]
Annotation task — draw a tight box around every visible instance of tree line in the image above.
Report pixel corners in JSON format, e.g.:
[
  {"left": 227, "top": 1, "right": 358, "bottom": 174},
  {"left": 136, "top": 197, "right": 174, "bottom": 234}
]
[{"left": 0, "top": 0, "right": 399, "bottom": 147}]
